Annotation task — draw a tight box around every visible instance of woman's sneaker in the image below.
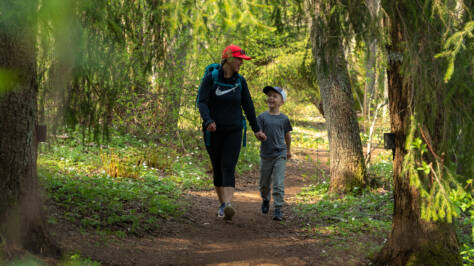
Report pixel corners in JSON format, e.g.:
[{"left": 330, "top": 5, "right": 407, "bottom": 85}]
[
  {"left": 261, "top": 200, "right": 270, "bottom": 214},
  {"left": 273, "top": 208, "right": 283, "bottom": 221},
  {"left": 223, "top": 203, "right": 235, "bottom": 220},
  {"left": 217, "top": 203, "right": 225, "bottom": 218}
]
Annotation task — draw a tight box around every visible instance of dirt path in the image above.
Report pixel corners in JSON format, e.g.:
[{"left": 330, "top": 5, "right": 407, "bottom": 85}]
[{"left": 52, "top": 148, "right": 368, "bottom": 265}]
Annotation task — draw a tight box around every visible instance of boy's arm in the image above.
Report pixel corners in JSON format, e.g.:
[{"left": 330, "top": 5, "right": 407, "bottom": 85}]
[
  {"left": 256, "top": 115, "right": 267, "bottom": 142},
  {"left": 285, "top": 131, "right": 291, "bottom": 159}
]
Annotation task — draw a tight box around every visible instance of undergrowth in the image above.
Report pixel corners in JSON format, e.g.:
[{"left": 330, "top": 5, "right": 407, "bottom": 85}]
[{"left": 38, "top": 128, "right": 261, "bottom": 236}]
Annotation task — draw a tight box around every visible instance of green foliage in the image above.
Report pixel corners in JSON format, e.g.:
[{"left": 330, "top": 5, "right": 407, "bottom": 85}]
[
  {"left": 0, "top": 252, "right": 100, "bottom": 266},
  {"left": 295, "top": 180, "right": 393, "bottom": 239},
  {"left": 380, "top": 0, "right": 474, "bottom": 227},
  {"left": 402, "top": 118, "right": 472, "bottom": 225},
  {"left": 58, "top": 254, "right": 101, "bottom": 266},
  {"left": 38, "top": 130, "right": 216, "bottom": 235},
  {"left": 452, "top": 180, "right": 474, "bottom": 266},
  {"left": 460, "top": 242, "right": 474, "bottom": 266},
  {"left": 435, "top": 20, "right": 473, "bottom": 82},
  {"left": 40, "top": 167, "right": 182, "bottom": 235},
  {"left": 38, "top": 122, "right": 263, "bottom": 236},
  {"left": 1, "top": 255, "right": 44, "bottom": 266}
]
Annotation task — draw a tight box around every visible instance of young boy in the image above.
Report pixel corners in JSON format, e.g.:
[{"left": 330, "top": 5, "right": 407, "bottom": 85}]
[{"left": 257, "top": 86, "right": 292, "bottom": 221}]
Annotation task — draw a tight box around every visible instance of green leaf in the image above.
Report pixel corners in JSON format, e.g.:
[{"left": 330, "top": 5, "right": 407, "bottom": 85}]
[{"left": 443, "top": 57, "right": 455, "bottom": 83}]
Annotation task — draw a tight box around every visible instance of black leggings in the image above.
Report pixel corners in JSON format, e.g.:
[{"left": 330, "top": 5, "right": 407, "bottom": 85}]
[{"left": 205, "top": 129, "right": 242, "bottom": 187}]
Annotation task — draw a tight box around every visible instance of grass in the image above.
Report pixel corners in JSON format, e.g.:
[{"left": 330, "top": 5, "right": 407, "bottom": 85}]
[
  {"left": 294, "top": 181, "right": 393, "bottom": 240},
  {"left": 38, "top": 127, "right": 263, "bottom": 236},
  {"left": 0, "top": 253, "right": 100, "bottom": 266},
  {"left": 38, "top": 128, "right": 260, "bottom": 236}
]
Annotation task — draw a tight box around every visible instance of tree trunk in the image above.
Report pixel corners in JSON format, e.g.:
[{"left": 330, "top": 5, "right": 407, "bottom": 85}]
[
  {"left": 0, "top": 0, "right": 60, "bottom": 257},
  {"left": 309, "top": 1, "right": 367, "bottom": 193},
  {"left": 159, "top": 33, "right": 189, "bottom": 135},
  {"left": 363, "top": 0, "right": 380, "bottom": 123},
  {"left": 374, "top": 3, "right": 461, "bottom": 264}
]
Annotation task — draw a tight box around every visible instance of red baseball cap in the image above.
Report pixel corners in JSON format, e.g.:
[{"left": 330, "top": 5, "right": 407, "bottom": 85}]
[{"left": 222, "top": 44, "right": 251, "bottom": 60}]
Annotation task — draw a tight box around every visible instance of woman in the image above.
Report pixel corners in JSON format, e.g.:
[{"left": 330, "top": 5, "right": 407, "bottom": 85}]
[{"left": 198, "top": 44, "right": 266, "bottom": 220}]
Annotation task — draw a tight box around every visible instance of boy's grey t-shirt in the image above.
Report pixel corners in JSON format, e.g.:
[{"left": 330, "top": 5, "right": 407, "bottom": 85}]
[{"left": 257, "top": 111, "right": 293, "bottom": 158}]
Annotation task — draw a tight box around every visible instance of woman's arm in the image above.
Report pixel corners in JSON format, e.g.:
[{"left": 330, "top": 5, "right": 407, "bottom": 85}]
[
  {"left": 240, "top": 77, "right": 260, "bottom": 132},
  {"left": 198, "top": 74, "right": 215, "bottom": 128}
]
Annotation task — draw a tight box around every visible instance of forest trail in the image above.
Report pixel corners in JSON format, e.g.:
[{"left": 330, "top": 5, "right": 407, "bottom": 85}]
[{"left": 52, "top": 147, "right": 368, "bottom": 265}]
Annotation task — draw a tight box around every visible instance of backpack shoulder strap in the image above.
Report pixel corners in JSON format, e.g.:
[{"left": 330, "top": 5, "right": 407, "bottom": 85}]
[
  {"left": 236, "top": 74, "right": 242, "bottom": 88},
  {"left": 211, "top": 67, "right": 220, "bottom": 85}
]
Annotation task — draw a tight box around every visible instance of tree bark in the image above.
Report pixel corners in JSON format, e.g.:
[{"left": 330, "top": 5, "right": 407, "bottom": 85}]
[
  {"left": 0, "top": 0, "right": 60, "bottom": 257},
  {"left": 309, "top": 1, "right": 367, "bottom": 193},
  {"left": 374, "top": 2, "right": 461, "bottom": 264},
  {"left": 363, "top": 0, "right": 380, "bottom": 123}
]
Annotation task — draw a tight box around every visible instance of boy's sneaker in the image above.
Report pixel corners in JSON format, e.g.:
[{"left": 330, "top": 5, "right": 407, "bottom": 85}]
[
  {"left": 273, "top": 208, "right": 283, "bottom": 221},
  {"left": 223, "top": 203, "right": 235, "bottom": 220},
  {"left": 217, "top": 203, "right": 225, "bottom": 218},
  {"left": 261, "top": 200, "right": 270, "bottom": 214}
]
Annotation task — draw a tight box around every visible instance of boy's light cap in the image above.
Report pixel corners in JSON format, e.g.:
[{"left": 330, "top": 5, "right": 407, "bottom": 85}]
[{"left": 263, "top": 86, "right": 287, "bottom": 102}]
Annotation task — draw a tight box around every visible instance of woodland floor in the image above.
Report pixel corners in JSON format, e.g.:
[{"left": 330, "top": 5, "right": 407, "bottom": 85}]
[{"left": 46, "top": 147, "right": 384, "bottom": 265}]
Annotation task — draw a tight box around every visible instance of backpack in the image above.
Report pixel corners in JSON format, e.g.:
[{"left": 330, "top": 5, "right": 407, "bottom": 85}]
[{"left": 196, "top": 63, "right": 247, "bottom": 147}]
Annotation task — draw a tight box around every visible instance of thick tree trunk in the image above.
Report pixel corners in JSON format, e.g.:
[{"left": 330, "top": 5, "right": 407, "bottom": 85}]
[
  {"left": 310, "top": 1, "right": 367, "bottom": 193},
  {"left": 318, "top": 76, "right": 367, "bottom": 193},
  {"left": 374, "top": 3, "right": 461, "bottom": 264},
  {"left": 0, "top": 0, "right": 60, "bottom": 257}
]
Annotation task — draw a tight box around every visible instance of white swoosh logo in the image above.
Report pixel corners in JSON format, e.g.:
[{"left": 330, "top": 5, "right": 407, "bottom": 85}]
[{"left": 215, "top": 86, "right": 237, "bottom": 96}]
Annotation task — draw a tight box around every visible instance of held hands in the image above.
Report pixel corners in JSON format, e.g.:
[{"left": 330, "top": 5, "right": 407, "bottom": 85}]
[
  {"left": 287, "top": 151, "right": 292, "bottom": 160},
  {"left": 255, "top": 131, "right": 267, "bottom": 141},
  {"left": 206, "top": 122, "right": 217, "bottom": 132},
  {"left": 207, "top": 124, "right": 267, "bottom": 142}
]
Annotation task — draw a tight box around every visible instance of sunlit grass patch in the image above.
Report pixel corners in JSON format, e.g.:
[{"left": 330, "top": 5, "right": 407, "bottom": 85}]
[
  {"left": 292, "top": 124, "right": 328, "bottom": 150},
  {"left": 293, "top": 150, "right": 393, "bottom": 240},
  {"left": 294, "top": 181, "right": 393, "bottom": 240},
  {"left": 37, "top": 130, "right": 216, "bottom": 236},
  {"left": 58, "top": 254, "right": 101, "bottom": 266},
  {"left": 39, "top": 166, "right": 183, "bottom": 236}
]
